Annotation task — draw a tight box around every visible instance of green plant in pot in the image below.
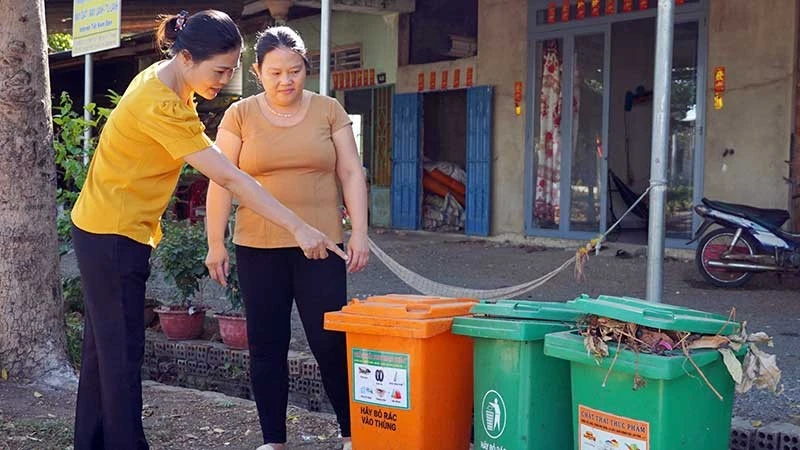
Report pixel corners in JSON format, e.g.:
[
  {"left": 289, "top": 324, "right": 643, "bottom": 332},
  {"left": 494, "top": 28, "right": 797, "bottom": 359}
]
[
  {"left": 215, "top": 237, "right": 249, "bottom": 350},
  {"left": 154, "top": 218, "right": 208, "bottom": 340}
]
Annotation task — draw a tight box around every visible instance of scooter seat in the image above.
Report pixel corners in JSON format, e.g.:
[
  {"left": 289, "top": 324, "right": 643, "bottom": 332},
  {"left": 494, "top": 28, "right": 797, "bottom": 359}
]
[{"left": 702, "top": 198, "right": 790, "bottom": 228}]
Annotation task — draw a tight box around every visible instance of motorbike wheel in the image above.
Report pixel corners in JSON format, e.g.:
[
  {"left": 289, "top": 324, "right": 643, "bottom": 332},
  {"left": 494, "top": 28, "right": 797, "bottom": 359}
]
[{"left": 696, "top": 227, "right": 756, "bottom": 288}]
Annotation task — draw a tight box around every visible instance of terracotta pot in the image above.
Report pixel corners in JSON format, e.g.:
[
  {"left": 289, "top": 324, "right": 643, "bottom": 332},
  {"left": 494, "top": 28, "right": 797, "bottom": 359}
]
[
  {"left": 217, "top": 314, "right": 249, "bottom": 350},
  {"left": 155, "top": 307, "right": 205, "bottom": 340}
]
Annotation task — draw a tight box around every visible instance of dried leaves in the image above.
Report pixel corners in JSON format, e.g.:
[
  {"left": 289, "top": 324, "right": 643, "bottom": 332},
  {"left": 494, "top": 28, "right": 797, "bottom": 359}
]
[
  {"left": 580, "top": 314, "right": 782, "bottom": 398},
  {"left": 581, "top": 315, "right": 685, "bottom": 357},
  {"left": 728, "top": 322, "right": 782, "bottom": 394}
]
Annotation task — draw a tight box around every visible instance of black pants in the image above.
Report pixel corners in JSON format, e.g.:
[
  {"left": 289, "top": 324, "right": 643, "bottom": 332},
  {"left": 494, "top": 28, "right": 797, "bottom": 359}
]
[
  {"left": 72, "top": 225, "right": 152, "bottom": 450},
  {"left": 236, "top": 245, "right": 351, "bottom": 444}
]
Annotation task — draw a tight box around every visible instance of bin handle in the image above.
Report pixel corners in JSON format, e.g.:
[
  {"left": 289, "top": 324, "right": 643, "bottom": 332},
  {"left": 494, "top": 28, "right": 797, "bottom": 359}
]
[
  {"left": 405, "top": 304, "right": 432, "bottom": 313},
  {"left": 512, "top": 303, "right": 543, "bottom": 313},
  {"left": 642, "top": 308, "right": 674, "bottom": 321}
]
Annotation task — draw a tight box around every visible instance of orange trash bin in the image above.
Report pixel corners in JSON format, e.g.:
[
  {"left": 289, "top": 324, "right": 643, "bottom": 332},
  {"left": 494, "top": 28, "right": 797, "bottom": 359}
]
[{"left": 324, "top": 294, "right": 477, "bottom": 450}]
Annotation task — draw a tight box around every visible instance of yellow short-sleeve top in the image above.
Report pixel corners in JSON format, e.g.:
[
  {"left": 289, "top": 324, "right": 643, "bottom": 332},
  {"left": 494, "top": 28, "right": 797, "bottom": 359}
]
[
  {"left": 71, "top": 62, "right": 213, "bottom": 247},
  {"left": 219, "top": 92, "right": 352, "bottom": 249}
]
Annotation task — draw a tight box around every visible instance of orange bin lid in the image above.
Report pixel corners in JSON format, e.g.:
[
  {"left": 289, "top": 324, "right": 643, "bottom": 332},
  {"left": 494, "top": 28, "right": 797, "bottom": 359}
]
[{"left": 324, "top": 294, "right": 478, "bottom": 339}]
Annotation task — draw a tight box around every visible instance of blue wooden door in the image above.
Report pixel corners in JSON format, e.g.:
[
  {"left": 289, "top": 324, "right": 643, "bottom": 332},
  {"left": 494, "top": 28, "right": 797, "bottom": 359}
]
[
  {"left": 466, "top": 86, "right": 493, "bottom": 236},
  {"left": 391, "top": 93, "right": 422, "bottom": 230}
]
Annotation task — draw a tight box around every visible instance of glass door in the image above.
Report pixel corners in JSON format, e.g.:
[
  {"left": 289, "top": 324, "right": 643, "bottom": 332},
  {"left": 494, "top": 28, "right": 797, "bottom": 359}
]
[
  {"left": 606, "top": 18, "right": 701, "bottom": 243},
  {"left": 666, "top": 20, "right": 700, "bottom": 239},
  {"left": 531, "top": 30, "right": 608, "bottom": 235},
  {"left": 532, "top": 37, "right": 565, "bottom": 231},
  {"left": 570, "top": 33, "right": 607, "bottom": 232}
]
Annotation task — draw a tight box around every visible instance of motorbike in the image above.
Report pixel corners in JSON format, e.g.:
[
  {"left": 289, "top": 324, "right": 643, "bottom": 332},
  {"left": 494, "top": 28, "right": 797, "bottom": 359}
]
[{"left": 688, "top": 198, "right": 800, "bottom": 287}]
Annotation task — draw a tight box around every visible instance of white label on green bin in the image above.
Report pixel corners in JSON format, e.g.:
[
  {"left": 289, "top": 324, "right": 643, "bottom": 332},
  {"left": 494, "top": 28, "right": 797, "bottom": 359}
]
[
  {"left": 578, "top": 405, "right": 649, "bottom": 450},
  {"left": 480, "top": 390, "right": 507, "bottom": 440},
  {"left": 352, "top": 348, "right": 409, "bottom": 410}
]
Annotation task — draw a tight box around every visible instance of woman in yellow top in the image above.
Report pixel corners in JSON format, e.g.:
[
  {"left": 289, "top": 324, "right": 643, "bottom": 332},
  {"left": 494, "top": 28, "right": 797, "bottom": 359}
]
[
  {"left": 204, "top": 27, "right": 369, "bottom": 450},
  {"left": 70, "top": 11, "right": 345, "bottom": 450}
]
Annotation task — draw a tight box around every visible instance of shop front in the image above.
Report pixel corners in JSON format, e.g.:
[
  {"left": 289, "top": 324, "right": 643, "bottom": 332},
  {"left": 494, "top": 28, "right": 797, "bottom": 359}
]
[{"left": 525, "top": 0, "right": 708, "bottom": 246}]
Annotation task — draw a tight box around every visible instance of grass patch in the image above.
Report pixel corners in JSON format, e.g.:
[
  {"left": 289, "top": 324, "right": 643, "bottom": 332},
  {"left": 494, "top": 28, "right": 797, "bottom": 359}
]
[{"left": 0, "top": 419, "right": 73, "bottom": 450}]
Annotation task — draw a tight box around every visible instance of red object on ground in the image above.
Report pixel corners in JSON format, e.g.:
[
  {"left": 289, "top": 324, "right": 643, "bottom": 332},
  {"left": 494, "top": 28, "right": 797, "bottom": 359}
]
[
  {"left": 422, "top": 172, "right": 465, "bottom": 206},
  {"left": 429, "top": 169, "right": 466, "bottom": 197}
]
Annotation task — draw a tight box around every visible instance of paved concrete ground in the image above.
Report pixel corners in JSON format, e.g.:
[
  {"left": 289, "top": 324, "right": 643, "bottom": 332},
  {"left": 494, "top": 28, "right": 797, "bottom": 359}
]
[
  {"left": 342, "top": 229, "right": 799, "bottom": 426},
  {"left": 62, "top": 228, "right": 798, "bottom": 426}
]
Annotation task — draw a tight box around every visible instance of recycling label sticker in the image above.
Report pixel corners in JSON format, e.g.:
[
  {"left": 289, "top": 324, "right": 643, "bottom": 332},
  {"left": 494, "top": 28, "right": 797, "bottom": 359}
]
[
  {"left": 578, "top": 405, "right": 649, "bottom": 450},
  {"left": 352, "top": 348, "right": 409, "bottom": 410},
  {"left": 480, "top": 390, "right": 507, "bottom": 439}
]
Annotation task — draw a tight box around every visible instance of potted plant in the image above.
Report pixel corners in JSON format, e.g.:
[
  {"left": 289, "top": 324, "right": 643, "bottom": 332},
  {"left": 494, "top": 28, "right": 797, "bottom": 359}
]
[
  {"left": 215, "top": 239, "right": 248, "bottom": 350},
  {"left": 153, "top": 219, "right": 208, "bottom": 340}
]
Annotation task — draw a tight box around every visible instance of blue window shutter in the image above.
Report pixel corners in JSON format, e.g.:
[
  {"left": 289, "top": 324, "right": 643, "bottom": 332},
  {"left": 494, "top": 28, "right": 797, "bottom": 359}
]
[
  {"left": 466, "top": 86, "right": 493, "bottom": 236},
  {"left": 391, "top": 93, "right": 422, "bottom": 230}
]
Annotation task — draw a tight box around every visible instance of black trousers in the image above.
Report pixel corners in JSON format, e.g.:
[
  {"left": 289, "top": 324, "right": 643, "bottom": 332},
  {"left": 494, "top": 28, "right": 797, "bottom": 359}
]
[
  {"left": 71, "top": 225, "right": 152, "bottom": 450},
  {"left": 236, "top": 245, "right": 351, "bottom": 443}
]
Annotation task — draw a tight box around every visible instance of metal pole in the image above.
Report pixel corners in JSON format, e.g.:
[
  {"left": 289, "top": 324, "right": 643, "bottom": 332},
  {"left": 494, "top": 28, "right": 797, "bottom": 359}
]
[
  {"left": 83, "top": 54, "right": 93, "bottom": 164},
  {"left": 646, "top": 0, "right": 675, "bottom": 303},
  {"left": 319, "top": 0, "right": 331, "bottom": 96}
]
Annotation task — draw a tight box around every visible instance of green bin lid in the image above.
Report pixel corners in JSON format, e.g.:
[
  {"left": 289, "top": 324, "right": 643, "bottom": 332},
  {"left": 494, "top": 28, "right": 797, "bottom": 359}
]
[
  {"left": 568, "top": 294, "right": 740, "bottom": 335},
  {"left": 469, "top": 299, "right": 583, "bottom": 322}
]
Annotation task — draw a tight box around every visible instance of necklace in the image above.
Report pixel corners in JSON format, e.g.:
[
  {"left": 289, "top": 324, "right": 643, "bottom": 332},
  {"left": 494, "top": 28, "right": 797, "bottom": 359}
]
[{"left": 264, "top": 96, "right": 300, "bottom": 118}]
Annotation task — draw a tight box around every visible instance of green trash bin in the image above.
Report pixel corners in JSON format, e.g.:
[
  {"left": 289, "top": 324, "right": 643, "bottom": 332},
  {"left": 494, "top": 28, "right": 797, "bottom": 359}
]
[
  {"left": 544, "top": 294, "right": 742, "bottom": 450},
  {"left": 451, "top": 300, "right": 583, "bottom": 450}
]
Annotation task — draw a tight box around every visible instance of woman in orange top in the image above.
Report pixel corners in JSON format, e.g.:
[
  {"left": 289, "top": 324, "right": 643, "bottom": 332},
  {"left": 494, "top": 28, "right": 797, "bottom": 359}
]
[
  {"left": 70, "top": 12, "right": 345, "bottom": 450},
  {"left": 204, "top": 26, "right": 369, "bottom": 450}
]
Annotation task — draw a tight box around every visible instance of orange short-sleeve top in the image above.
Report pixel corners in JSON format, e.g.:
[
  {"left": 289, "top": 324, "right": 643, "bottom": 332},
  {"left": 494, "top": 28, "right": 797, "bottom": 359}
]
[{"left": 219, "top": 91, "right": 352, "bottom": 248}]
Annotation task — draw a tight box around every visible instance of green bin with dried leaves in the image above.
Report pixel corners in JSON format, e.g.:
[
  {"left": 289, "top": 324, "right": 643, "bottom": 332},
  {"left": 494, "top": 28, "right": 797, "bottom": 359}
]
[
  {"left": 452, "top": 300, "right": 583, "bottom": 450},
  {"left": 543, "top": 294, "right": 779, "bottom": 450}
]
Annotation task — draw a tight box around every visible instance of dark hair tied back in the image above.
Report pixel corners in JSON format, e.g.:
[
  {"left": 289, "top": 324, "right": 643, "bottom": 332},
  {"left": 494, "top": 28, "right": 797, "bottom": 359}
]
[
  {"left": 155, "top": 9, "right": 243, "bottom": 62},
  {"left": 254, "top": 26, "right": 310, "bottom": 73}
]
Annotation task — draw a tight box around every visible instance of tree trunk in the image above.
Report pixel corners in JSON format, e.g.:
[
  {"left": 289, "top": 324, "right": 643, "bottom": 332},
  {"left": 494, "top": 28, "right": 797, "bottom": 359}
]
[{"left": 0, "top": 0, "right": 72, "bottom": 383}]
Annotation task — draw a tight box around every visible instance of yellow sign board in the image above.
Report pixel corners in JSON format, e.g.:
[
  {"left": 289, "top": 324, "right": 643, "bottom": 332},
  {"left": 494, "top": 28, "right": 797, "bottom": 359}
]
[{"left": 71, "top": 0, "right": 121, "bottom": 57}]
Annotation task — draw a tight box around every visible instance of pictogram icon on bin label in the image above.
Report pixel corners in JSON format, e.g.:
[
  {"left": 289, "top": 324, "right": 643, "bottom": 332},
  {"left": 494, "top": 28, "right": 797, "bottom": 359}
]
[{"left": 481, "top": 390, "right": 507, "bottom": 439}]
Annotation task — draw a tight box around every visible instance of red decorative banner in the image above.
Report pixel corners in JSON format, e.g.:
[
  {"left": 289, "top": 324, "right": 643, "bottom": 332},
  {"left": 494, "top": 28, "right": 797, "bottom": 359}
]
[
  {"left": 561, "top": 0, "right": 570, "bottom": 22},
  {"left": 713, "top": 66, "right": 725, "bottom": 93},
  {"left": 591, "top": 0, "right": 601, "bottom": 17},
  {"left": 369, "top": 69, "right": 375, "bottom": 85},
  {"left": 676, "top": 0, "right": 685, "bottom": 4},
  {"left": 345, "top": 72, "right": 352, "bottom": 89},
  {"left": 466, "top": 67, "right": 474, "bottom": 87},
  {"left": 418, "top": 73, "right": 425, "bottom": 91},
  {"left": 429, "top": 71, "right": 437, "bottom": 90},
  {"left": 356, "top": 70, "right": 363, "bottom": 87},
  {"left": 606, "top": 0, "right": 616, "bottom": 15},
  {"left": 623, "top": 0, "right": 634, "bottom": 12},
  {"left": 514, "top": 81, "right": 523, "bottom": 104},
  {"left": 453, "top": 69, "right": 461, "bottom": 88},
  {"left": 441, "top": 70, "right": 449, "bottom": 90},
  {"left": 576, "top": 0, "right": 586, "bottom": 19},
  {"left": 639, "top": 0, "right": 649, "bottom": 9},
  {"left": 547, "top": 2, "right": 557, "bottom": 23},
  {"left": 332, "top": 73, "right": 339, "bottom": 90}
]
